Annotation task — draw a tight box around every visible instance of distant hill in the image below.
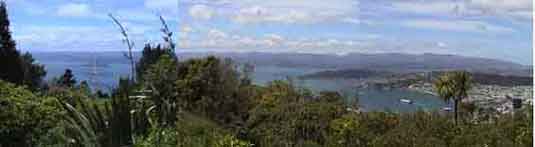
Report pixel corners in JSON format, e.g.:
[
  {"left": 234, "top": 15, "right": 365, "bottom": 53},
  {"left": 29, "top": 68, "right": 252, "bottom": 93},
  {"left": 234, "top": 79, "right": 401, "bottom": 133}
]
[
  {"left": 301, "top": 69, "right": 533, "bottom": 86},
  {"left": 426, "top": 71, "right": 533, "bottom": 86},
  {"left": 299, "top": 69, "right": 391, "bottom": 79},
  {"left": 175, "top": 52, "right": 532, "bottom": 77},
  {"left": 32, "top": 51, "right": 532, "bottom": 77}
]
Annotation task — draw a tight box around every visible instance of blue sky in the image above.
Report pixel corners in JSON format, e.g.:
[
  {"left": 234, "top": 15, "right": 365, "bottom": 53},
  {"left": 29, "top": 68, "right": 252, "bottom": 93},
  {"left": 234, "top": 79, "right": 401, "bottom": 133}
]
[{"left": 5, "top": 0, "right": 533, "bottom": 64}]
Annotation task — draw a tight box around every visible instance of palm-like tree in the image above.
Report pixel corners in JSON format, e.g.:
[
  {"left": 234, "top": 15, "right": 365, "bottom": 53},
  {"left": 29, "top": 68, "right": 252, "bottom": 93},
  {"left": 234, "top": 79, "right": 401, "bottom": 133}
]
[{"left": 433, "top": 71, "right": 472, "bottom": 124}]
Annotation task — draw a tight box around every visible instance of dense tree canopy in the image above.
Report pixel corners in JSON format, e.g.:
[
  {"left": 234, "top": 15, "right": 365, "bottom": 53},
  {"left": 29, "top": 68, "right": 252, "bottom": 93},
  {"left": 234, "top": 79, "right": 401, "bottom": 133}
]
[
  {"left": 0, "top": 80, "right": 63, "bottom": 146},
  {"left": 57, "top": 69, "right": 77, "bottom": 88},
  {"left": 136, "top": 44, "right": 176, "bottom": 82}
]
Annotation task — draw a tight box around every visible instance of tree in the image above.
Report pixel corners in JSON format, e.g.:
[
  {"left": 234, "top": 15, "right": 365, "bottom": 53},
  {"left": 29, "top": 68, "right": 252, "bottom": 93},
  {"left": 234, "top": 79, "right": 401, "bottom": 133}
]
[
  {"left": 21, "top": 52, "right": 47, "bottom": 90},
  {"left": 176, "top": 57, "right": 241, "bottom": 122},
  {"left": 144, "top": 54, "right": 179, "bottom": 127},
  {"left": 57, "top": 69, "right": 77, "bottom": 88},
  {"left": 0, "top": 1, "right": 24, "bottom": 85},
  {"left": 433, "top": 71, "right": 472, "bottom": 124},
  {"left": 136, "top": 16, "right": 177, "bottom": 82},
  {"left": 0, "top": 2, "right": 46, "bottom": 90},
  {"left": 136, "top": 44, "right": 175, "bottom": 82}
]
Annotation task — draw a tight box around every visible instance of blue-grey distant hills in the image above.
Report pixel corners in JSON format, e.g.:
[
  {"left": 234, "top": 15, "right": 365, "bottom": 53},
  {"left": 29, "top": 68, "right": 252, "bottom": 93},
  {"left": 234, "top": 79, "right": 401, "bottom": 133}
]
[
  {"left": 175, "top": 52, "right": 532, "bottom": 77},
  {"left": 33, "top": 51, "right": 532, "bottom": 77}
]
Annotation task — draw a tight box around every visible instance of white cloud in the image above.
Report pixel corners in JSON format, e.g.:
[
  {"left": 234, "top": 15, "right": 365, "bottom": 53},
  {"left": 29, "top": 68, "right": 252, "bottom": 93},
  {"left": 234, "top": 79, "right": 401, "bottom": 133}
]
[
  {"left": 208, "top": 29, "right": 227, "bottom": 39},
  {"left": 437, "top": 42, "right": 447, "bottom": 48},
  {"left": 176, "top": 27, "right": 495, "bottom": 57},
  {"left": 233, "top": 6, "right": 348, "bottom": 24},
  {"left": 391, "top": 1, "right": 463, "bottom": 15},
  {"left": 402, "top": 19, "right": 515, "bottom": 33},
  {"left": 179, "top": 28, "right": 377, "bottom": 52},
  {"left": 466, "top": 0, "right": 532, "bottom": 20},
  {"left": 264, "top": 34, "right": 284, "bottom": 47},
  {"left": 343, "top": 18, "right": 361, "bottom": 24},
  {"left": 179, "top": 25, "right": 194, "bottom": 39},
  {"left": 56, "top": 3, "right": 93, "bottom": 17},
  {"left": 219, "top": 0, "right": 359, "bottom": 24},
  {"left": 145, "top": 0, "right": 178, "bottom": 10},
  {"left": 468, "top": 0, "right": 531, "bottom": 11},
  {"left": 189, "top": 5, "right": 214, "bottom": 20},
  {"left": 390, "top": 0, "right": 533, "bottom": 20},
  {"left": 14, "top": 24, "right": 154, "bottom": 51}
]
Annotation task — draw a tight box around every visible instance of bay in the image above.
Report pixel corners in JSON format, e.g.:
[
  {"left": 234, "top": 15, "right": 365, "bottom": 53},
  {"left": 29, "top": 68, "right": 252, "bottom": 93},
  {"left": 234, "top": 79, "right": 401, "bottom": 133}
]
[{"left": 33, "top": 52, "right": 447, "bottom": 112}]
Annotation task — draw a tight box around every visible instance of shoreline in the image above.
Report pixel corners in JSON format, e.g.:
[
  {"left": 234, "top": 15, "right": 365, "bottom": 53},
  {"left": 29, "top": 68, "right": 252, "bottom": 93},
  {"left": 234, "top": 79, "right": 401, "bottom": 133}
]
[{"left": 407, "top": 83, "right": 533, "bottom": 114}]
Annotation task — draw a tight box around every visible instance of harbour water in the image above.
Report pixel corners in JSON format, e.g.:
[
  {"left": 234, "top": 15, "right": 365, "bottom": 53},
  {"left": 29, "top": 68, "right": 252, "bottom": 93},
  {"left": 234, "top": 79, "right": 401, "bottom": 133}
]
[{"left": 34, "top": 52, "right": 447, "bottom": 112}]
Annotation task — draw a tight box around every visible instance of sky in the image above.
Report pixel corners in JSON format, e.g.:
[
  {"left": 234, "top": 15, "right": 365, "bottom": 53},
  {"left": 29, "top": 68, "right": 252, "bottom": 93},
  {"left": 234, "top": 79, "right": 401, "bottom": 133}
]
[{"left": 5, "top": 0, "right": 534, "bottom": 65}]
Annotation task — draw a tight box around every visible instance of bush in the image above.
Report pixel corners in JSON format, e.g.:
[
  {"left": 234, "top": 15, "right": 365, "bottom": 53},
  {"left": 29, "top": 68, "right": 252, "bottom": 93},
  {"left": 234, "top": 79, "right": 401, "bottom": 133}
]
[
  {"left": 0, "top": 80, "right": 64, "bottom": 146},
  {"left": 175, "top": 56, "right": 253, "bottom": 127}
]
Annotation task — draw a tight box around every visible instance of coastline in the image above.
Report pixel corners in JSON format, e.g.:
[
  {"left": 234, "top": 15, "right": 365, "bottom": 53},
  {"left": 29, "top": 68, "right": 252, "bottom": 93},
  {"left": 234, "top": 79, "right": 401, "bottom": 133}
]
[{"left": 407, "top": 82, "right": 533, "bottom": 114}]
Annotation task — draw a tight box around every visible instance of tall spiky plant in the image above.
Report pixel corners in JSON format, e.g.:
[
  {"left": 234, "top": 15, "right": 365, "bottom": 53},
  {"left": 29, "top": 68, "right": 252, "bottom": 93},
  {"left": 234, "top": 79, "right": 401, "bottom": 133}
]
[
  {"left": 159, "top": 15, "right": 175, "bottom": 53},
  {"left": 60, "top": 91, "right": 133, "bottom": 146},
  {"left": 109, "top": 14, "right": 136, "bottom": 81}
]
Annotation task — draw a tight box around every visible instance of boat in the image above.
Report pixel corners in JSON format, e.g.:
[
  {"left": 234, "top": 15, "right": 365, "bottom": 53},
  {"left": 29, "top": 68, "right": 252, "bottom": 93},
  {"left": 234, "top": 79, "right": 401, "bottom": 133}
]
[
  {"left": 400, "top": 99, "right": 413, "bottom": 104},
  {"left": 442, "top": 107, "right": 452, "bottom": 111}
]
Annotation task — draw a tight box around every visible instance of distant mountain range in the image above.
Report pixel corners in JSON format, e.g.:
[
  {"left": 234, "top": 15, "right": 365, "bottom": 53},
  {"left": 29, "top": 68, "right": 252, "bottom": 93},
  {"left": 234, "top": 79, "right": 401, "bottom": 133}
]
[
  {"left": 32, "top": 51, "right": 532, "bottom": 77},
  {"left": 299, "top": 69, "right": 392, "bottom": 79},
  {"left": 175, "top": 52, "right": 532, "bottom": 77},
  {"left": 300, "top": 69, "right": 533, "bottom": 86}
]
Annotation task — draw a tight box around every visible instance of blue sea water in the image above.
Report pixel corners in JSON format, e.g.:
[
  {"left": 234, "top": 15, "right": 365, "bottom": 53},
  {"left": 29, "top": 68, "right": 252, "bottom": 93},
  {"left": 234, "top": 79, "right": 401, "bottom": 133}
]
[{"left": 33, "top": 52, "right": 446, "bottom": 112}]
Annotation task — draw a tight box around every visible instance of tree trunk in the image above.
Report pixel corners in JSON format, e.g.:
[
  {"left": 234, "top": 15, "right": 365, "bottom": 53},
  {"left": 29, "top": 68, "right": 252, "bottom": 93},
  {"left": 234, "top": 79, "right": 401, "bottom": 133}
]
[{"left": 454, "top": 99, "right": 459, "bottom": 125}]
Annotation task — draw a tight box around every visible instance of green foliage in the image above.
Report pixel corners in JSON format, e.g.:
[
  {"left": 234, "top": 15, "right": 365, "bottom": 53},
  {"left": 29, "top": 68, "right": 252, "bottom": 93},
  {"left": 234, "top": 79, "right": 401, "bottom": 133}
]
[
  {"left": 434, "top": 71, "right": 472, "bottom": 124},
  {"left": 134, "top": 126, "right": 179, "bottom": 147},
  {"left": 77, "top": 80, "right": 92, "bottom": 96},
  {"left": 214, "top": 134, "right": 253, "bottom": 147},
  {"left": 57, "top": 69, "right": 77, "bottom": 88},
  {"left": 174, "top": 112, "right": 224, "bottom": 147},
  {"left": 136, "top": 44, "right": 176, "bottom": 82},
  {"left": 21, "top": 52, "right": 47, "bottom": 91},
  {"left": 135, "top": 112, "right": 251, "bottom": 147},
  {"left": 175, "top": 56, "right": 254, "bottom": 127},
  {"left": 143, "top": 54, "right": 179, "bottom": 127},
  {"left": 60, "top": 89, "right": 133, "bottom": 147},
  {"left": 367, "top": 110, "right": 533, "bottom": 147},
  {"left": 245, "top": 80, "right": 347, "bottom": 146},
  {"left": 0, "top": 80, "right": 63, "bottom": 146}
]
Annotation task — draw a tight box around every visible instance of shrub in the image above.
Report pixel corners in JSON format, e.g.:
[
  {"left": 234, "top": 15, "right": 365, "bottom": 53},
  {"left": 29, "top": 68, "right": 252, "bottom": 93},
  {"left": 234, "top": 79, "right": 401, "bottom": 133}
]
[{"left": 0, "top": 80, "right": 63, "bottom": 146}]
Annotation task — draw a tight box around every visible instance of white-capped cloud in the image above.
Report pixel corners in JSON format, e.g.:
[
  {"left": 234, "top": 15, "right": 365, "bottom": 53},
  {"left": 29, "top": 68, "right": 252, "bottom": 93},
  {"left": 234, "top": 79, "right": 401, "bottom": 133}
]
[
  {"left": 203, "top": 0, "right": 360, "bottom": 24},
  {"left": 179, "top": 28, "right": 380, "bottom": 52},
  {"left": 390, "top": 0, "right": 533, "bottom": 20},
  {"left": 189, "top": 5, "right": 214, "bottom": 20},
  {"left": 56, "top": 3, "right": 93, "bottom": 17},
  {"left": 263, "top": 34, "right": 284, "bottom": 47},
  {"left": 14, "top": 23, "right": 154, "bottom": 51},
  {"left": 391, "top": 1, "right": 463, "bottom": 15},
  {"left": 232, "top": 6, "right": 350, "bottom": 24},
  {"left": 468, "top": 0, "right": 531, "bottom": 11},
  {"left": 402, "top": 19, "right": 515, "bottom": 33},
  {"left": 207, "top": 29, "right": 227, "bottom": 39},
  {"left": 466, "top": 0, "right": 532, "bottom": 20}
]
